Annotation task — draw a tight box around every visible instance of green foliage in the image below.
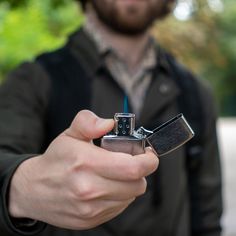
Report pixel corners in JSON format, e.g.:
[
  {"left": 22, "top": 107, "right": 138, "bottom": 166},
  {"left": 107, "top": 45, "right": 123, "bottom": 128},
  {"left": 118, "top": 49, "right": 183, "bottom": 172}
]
[
  {"left": 0, "top": 0, "right": 83, "bottom": 80},
  {"left": 154, "top": 0, "right": 236, "bottom": 116},
  {"left": 215, "top": 0, "right": 236, "bottom": 115}
]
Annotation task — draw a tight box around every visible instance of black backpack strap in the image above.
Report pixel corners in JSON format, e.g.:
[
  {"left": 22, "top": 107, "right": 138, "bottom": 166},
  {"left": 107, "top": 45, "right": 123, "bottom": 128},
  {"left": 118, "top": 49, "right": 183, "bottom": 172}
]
[
  {"left": 163, "top": 51, "right": 206, "bottom": 170},
  {"left": 65, "top": 29, "right": 102, "bottom": 78},
  {"left": 36, "top": 46, "right": 93, "bottom": 146},
  {"left": 160, "top": 49, "right": 208, "bottom": 235}
]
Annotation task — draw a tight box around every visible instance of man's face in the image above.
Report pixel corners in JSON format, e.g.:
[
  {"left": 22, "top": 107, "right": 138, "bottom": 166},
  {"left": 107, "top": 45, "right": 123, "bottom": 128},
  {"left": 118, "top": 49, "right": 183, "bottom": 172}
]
[{"left": 91, "top": 0, "right": 168, "bottom": 35}]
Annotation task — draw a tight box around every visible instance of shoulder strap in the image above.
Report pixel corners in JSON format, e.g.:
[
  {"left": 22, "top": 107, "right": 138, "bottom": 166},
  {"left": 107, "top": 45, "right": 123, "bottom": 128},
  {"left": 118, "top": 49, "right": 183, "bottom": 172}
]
[
  {"left": 36, "top": 44, "right": 92, "bottom": 146},
  {"left": 163, "top": 51, "right": 206, "bottom": 169}
]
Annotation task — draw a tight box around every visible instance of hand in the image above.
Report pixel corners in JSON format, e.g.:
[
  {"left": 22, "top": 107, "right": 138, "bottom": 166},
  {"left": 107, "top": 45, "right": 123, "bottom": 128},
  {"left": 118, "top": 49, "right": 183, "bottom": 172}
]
[{"left": 9, "top": 110, "right": 159, "bottom": 230}]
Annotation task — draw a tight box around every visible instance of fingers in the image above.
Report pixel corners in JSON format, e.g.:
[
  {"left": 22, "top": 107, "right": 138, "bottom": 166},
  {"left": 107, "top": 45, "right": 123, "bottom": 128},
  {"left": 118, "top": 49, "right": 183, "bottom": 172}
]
[
  {"left": 73, "top": 171, "right": 147, "bottom": 201},
  {"left": 89, "top": 198, "right": 134, "bottom": 220},
  {"left": 64, "top": 110, "right": 114, "bottom": 142},
  {"left": 78, "top": 144, "right": 159, "bottom": 182},
  {"left": 134, "top": 147, "right": 159, "bottom": 176},
  {"left": 68, "top": 199, "right": 134, "bottom": 230},
  {"left": 98, "top": 178, "right": 147, "bottom": 200}
]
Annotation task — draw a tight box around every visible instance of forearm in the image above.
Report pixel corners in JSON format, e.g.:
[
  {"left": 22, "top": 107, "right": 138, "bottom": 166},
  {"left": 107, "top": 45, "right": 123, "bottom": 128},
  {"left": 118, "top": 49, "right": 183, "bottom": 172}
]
[
  {"left": 8, "top": 155, "right": 43, "bottom": 219},
  {"left": 0, "top": 62, "right": 50, "bottom": 234},
  {"left": 0, "top": 153, "right": 46, "bottom": 235}
]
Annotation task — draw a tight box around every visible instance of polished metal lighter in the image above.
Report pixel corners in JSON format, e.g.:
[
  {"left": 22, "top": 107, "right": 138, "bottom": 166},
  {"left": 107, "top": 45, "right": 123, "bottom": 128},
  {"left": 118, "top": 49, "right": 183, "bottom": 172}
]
[{"left": 101, "top": 113, "right": 194, "bottom": 157}]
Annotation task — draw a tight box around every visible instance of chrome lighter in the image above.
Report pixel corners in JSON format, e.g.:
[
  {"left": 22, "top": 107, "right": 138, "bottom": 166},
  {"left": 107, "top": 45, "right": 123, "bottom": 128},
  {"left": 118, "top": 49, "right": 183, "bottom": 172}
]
[{"left": 101, "top": 113, "right": 194, "bottom": 157}]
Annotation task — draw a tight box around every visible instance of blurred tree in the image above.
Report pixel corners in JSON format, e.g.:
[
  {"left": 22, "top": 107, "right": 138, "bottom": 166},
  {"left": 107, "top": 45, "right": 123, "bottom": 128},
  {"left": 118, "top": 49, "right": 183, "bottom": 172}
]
[
  {"left": 0, "top": 0, "right": 83, "bottom": 79},
  {"left": 154, "top": 0, "right": 236, "bottom": 116},
  {"left": 0, "top": 0, "right": 28, "bottom": 8},
  {"left": 214, "top": 0, "right": 236, "bottom": 115}
]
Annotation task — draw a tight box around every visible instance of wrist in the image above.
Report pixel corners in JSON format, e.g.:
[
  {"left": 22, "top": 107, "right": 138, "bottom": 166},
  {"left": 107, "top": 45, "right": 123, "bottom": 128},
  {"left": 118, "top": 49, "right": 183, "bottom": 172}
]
[{"left": 8, "top": 155, "right": 43, "bottom": 219}]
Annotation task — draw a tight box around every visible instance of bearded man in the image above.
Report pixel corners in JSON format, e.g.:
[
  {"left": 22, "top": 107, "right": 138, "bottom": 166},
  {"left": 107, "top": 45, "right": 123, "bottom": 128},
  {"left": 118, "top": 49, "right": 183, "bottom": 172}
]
[{"left": 0, "top": 1, "right": 222, "bottom": 236}]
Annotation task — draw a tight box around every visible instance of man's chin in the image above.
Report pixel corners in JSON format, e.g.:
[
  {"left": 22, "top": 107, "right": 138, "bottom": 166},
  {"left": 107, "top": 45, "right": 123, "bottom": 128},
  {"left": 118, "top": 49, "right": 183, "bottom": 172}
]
[
  {"left": 91, "top": 0, "right": 155, "bottom": 36},
  {"left": 108, "top": 24, "right": 149, "bottom": 36}
]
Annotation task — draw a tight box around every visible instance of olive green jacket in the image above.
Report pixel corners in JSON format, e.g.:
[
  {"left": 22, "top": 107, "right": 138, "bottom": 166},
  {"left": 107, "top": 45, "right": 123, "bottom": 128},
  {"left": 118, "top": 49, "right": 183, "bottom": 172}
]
[{"left": 0, "top": 29, "right": 222, "bottom": 236}]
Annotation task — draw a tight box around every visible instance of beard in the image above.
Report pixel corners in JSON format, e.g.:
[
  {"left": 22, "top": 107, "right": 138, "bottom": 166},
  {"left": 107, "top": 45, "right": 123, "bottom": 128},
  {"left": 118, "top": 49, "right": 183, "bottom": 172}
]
[{"left": 91, "top": 0, "right": 171, "bottom": 36}]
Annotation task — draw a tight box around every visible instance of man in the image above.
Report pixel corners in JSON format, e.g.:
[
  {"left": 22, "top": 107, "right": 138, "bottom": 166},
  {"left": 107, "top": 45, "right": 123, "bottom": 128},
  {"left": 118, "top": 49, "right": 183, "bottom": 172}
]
[{"left": 0, "top": 0, "right": 222, "bottom": 236}]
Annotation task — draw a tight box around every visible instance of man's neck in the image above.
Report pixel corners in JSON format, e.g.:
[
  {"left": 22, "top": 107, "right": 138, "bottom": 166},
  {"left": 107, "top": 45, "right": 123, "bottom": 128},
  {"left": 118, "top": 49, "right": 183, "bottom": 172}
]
[{"left": 85, "top": 4, "right": 151, "bottom": 73}]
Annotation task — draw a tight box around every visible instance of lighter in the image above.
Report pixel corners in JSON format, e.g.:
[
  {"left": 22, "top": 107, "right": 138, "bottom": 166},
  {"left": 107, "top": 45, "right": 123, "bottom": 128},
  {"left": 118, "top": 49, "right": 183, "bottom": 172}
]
[{"left": 101, "top": 113, "right": 194, "bottom": 157}]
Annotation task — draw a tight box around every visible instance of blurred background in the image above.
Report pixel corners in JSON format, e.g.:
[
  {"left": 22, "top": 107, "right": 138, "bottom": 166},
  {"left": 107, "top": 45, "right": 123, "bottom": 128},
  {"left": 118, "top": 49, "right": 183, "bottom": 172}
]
[{"left": 0, "top": 0, "right": 235, "bottom": 235}]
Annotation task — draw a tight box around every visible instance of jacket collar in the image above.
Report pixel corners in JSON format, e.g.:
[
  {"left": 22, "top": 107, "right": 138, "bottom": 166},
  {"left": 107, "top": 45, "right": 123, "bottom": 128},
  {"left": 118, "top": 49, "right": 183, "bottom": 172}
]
[
  {"left": 65, "top": 28, "right": 103, "bottom": 78},
  {"left": 138, "top": 72, "right": 180, "bottom": 127}
]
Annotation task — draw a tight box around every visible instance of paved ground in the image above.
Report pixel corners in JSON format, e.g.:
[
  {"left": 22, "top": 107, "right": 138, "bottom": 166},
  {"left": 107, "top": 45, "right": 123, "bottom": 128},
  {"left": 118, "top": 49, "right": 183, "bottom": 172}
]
[{"left": 217, "top": 118, "right": 236, "bottom": 236}]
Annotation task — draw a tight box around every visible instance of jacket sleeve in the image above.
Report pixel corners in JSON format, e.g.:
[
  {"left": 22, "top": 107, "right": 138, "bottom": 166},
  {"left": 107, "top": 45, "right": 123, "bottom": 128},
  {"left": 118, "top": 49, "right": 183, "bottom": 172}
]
[
  {"left": 188, "top": 80, "right": 223, "bottom": 236},
  {"left": 0, "top": 62, "right": 50, "bottom": 235}
]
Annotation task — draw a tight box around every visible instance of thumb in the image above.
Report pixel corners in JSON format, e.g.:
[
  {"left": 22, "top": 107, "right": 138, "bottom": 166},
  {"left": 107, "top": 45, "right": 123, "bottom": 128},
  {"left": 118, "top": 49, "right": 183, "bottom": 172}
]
[{"left": 64, "top": 110, "right": 114, "bottom": 142}]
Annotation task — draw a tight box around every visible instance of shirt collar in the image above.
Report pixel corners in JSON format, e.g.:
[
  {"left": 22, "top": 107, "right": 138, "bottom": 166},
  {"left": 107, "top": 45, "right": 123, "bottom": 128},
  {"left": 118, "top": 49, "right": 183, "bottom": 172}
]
[
  {"left": 84, "top": 19, "right": 158, "bottom": 74},
  {"left": 83, "top": 17, "right": 112, "bottom": 56}
]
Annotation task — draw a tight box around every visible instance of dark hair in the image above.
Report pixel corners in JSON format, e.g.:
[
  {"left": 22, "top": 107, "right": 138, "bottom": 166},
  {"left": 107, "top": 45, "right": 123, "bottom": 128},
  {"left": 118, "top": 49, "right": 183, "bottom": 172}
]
[{"left": 77, "top": 0, "right": 176, "bottom": 16}]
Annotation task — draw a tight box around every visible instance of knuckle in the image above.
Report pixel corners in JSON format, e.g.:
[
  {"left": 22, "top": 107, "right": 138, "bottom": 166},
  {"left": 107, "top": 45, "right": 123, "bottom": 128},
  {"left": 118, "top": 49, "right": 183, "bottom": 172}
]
[
  {"left": 150, "top": 157, "right": 159, "bottom": 174},
  {"left": 74, "top": 182, "right": 95, "bottom": 201},
  {"left": 71, "top": 110, "right": 95, "bottom": 138},
  {"left": 79, "top": 204, "right": 95, "bottom": 219},
  {"left": 68, "top": 152, "right": 84, "bottom": 170},
  {"left": 138, "top": 178, "right": 147, "bottom": 196},
  {"left": 74, "top": 153, "right": 87, "bottom": 170},
  {"left": 76, "top": 110, "right": 96, "bottom": 129},
  {"left": 71, "top": 152, "right": 92, "bottom": 174},
  {"left": 127, "top": 164, "right": 143, "bottom": 180},
  {"left": 76, "top": 110, "right": 92, "bottom": 122}
]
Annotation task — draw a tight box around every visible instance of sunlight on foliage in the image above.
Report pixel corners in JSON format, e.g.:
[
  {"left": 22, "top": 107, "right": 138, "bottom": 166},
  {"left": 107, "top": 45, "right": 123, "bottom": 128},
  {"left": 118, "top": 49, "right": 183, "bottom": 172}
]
[
  {"left": 0, "top": 0, "right": 83, "bottom": 78},
  {"left": 153, "top": 0, "right": 236, "bottom": 115}
]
